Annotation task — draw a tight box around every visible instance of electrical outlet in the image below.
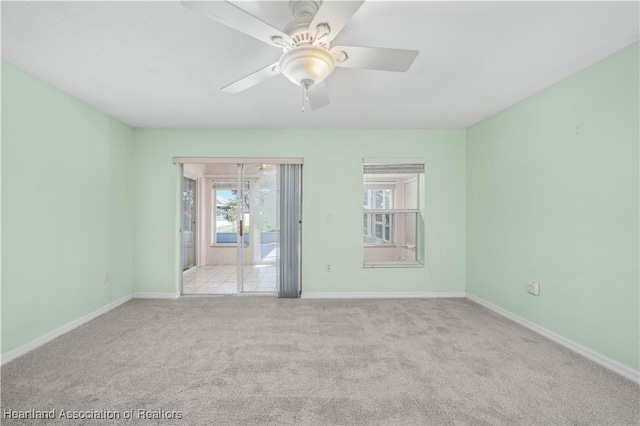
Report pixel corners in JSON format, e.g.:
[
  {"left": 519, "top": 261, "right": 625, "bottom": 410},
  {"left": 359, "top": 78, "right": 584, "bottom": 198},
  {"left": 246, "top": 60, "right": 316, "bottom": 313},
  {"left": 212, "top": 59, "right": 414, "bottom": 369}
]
[
  {"left": 527, "top": 281, "right": 540, "bottom": 296},
  {"left": 104, "top": 272, "right": 111, "bottom": 283},
  {"left": 325, "top": 264, "right": 331, "bottom": 272}
]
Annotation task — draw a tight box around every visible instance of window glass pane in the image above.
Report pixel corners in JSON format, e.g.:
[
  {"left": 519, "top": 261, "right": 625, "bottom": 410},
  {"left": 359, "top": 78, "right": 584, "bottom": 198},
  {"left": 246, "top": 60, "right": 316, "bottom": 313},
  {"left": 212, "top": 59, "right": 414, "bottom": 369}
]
[
  {"left": 384, "top": 214, "right": 392, "bottom": 241},
  {"left": 213, "top": 182, "right": 250, "bottom": 244},
  {"left": 364, "top": 188, "right": 394, "bottom": 209},
  {"left": 374, "top": 191, "right": 383, "bottom": 208},
  {"left": 215, "top": 188, "right": 238, "bottom": 244},
  {"left": 363, "top": 213, "right": 392, "bottom": 244}
]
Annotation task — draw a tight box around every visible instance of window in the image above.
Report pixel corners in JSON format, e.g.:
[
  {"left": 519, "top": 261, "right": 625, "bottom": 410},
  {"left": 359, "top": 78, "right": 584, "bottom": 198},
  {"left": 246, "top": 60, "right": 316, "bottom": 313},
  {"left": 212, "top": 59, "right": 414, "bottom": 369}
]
[
  {"left": 363, "top": 160, "right": 424, "bottom": 267},
  {"left": 212, "top": 182, "right": 250, "bottom": 245}
]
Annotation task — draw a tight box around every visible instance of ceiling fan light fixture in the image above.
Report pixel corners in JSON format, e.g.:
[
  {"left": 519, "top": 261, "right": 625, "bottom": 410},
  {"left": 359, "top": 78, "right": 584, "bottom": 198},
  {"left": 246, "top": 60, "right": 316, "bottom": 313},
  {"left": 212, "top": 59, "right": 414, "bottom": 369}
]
[
  {"left": 278, "top": 45, "right": 336, "bottom": 87},
  {"left": 181, "top": 0, "right": 419, "bottom": 111}
]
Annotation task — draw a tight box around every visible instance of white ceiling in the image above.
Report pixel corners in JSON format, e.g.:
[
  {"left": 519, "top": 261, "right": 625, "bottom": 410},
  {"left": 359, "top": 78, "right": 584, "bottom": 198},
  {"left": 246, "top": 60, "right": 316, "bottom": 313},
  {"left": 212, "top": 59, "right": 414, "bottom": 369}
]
[{"left": 2, "top": 1, "right": 638, "bottom": 129}]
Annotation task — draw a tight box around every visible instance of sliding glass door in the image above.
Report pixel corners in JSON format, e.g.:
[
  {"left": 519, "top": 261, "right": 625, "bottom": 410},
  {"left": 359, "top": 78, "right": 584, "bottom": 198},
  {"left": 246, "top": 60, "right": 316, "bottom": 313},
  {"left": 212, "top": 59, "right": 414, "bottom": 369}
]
[
  {"left": 237, "top": 163, "right": 280, "bottom": 293},
  {"left": 180, "top": 159, "right": 301, "bottom": 297}
]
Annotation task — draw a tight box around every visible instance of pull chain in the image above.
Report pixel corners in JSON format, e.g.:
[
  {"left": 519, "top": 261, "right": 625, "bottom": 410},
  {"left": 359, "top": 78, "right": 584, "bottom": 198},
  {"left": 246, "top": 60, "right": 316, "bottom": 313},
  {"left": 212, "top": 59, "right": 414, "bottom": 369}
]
[
  {"left": 301, "top": 83, "right": 307, "bottom": 112},
  {"left": 301, "top": 79, "right": 313, "bottom": 113}
]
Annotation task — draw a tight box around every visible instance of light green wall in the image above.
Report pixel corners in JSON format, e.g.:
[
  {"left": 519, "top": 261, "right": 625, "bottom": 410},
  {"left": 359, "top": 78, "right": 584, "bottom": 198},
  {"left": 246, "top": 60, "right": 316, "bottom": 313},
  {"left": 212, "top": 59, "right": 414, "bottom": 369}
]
[
  {"left": 132, "top": 129, "right": 466, "bottom": 295},
  {"left": 2, "top": 41, "right": 637, "bottom": 375},
  {"left": 466, "top": 43, "right": 639, "bottom": 370},
  {"left": 1, "top": 62, "right": 135, "bottom": 355}
]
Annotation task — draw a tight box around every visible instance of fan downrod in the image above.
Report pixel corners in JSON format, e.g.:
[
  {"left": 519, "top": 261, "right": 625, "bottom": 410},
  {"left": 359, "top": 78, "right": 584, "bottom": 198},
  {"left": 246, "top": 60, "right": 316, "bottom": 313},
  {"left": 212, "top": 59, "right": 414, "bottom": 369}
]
[{"left": 289, "top": 1, "right": 321, "bottom": 20}]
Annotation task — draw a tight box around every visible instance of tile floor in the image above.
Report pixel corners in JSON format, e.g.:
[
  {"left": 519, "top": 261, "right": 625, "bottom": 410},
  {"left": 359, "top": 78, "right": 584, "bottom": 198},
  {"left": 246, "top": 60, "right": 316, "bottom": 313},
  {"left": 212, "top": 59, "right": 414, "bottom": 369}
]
[{"left": 182, "top": 264, "right": 277, "bottom": 295}]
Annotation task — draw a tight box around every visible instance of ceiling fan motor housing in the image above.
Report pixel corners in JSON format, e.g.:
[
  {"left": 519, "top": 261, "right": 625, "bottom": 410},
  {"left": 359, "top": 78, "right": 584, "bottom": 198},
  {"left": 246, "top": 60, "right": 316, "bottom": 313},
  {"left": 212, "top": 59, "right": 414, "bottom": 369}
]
[{"left": 279, "top": 45, "right": 336, "bottom": 87}]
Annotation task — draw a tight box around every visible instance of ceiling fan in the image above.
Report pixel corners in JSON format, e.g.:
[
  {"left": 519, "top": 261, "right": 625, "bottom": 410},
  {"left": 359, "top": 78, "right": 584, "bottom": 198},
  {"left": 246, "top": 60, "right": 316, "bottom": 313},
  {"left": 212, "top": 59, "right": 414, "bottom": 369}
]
[{"left": 181, "top": 0, "right": 419, "bottom": 111}]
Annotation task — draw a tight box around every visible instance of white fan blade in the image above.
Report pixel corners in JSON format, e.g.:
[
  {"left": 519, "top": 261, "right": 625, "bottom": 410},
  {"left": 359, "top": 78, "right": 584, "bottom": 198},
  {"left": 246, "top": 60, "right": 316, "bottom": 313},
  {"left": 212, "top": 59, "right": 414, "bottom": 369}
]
[
  {"left": 309, "top": 1, "right": 365, "bottom": 42},
  {"left": 221, "top": 62, "right": 280, "bottom": 93},
  {"left": 308, "top": 81, "right": 330, "bottom": 110},
  {"left": 331, "top": 46, "right": 418, "bottom": 72},
  {"left": 182, "top": 1, "right": 292, "bottom": 47}
]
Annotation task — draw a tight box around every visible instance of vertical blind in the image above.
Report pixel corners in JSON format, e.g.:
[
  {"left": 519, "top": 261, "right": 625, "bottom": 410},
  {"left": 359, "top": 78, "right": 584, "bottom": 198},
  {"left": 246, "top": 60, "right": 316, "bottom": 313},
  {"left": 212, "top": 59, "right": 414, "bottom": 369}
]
[{"left": 279, "top": 164, "right": 302, "bottom": 298}]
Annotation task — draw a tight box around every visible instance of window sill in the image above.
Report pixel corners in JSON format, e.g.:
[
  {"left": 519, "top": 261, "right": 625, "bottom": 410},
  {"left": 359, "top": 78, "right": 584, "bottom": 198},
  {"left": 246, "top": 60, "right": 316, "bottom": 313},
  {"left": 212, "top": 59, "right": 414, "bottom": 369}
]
[
  {"left": 210, "top": 244, "right": 250, "bottom": 248},
  {"left": 363, "top": 243, "right": 396, "bottom": 248}
]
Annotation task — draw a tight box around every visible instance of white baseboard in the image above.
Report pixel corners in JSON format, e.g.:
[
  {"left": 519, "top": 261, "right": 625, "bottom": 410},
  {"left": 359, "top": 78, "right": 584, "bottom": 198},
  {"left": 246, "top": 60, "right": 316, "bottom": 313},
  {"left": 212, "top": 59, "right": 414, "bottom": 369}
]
[
  {"left": 133, "top": 292, "right": 180, "bottom": 299},
  {"left": 1, "top": 294, "right": 133, "bottom": 366},
  {"left": 301, "top": 291, "right": 466, "bottom": 299},
  {"left": 466, "top": 293, "right": 640, "bottom": 384}
]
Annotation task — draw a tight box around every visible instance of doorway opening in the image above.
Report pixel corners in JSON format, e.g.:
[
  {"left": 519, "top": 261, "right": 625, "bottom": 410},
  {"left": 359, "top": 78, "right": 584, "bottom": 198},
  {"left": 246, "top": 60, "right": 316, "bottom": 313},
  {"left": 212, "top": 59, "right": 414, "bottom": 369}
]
[{"left": 177, "top": 159, "right": 301, "bottom": 297}]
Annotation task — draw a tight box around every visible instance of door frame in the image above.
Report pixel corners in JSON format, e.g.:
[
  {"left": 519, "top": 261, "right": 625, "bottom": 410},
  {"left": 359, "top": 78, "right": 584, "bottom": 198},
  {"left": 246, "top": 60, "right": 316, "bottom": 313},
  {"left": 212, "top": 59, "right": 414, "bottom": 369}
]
[
  {"left": 183, "top": 171, "right": 201, "bottom": 268},
  {"left": 174, "top": 157, "right": 304, "bottom": 297}
]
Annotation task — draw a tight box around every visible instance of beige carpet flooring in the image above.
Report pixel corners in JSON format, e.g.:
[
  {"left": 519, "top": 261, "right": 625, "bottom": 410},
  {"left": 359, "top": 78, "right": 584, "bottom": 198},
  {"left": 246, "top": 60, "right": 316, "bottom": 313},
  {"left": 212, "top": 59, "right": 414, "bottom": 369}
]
[{"left": 1, "top": 297, "right": 638, "bottom": 425}]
